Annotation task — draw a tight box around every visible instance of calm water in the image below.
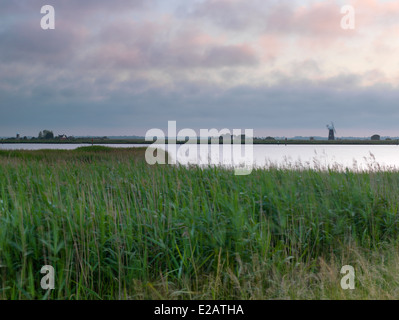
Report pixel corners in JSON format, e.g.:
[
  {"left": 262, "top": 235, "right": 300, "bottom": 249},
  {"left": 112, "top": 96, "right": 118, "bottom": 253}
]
[
  {"left": 1, "top": 143, "right": 399, "bottom": 171},
  {"left": 165, "top": 144, "right": 399, "bottom": 171}
]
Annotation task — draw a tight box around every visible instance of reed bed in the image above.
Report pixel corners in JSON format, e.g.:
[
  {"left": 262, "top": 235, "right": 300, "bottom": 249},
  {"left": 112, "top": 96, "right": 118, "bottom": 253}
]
[{"left": 1, "top": 147, "right": 399, "bottom": 299}]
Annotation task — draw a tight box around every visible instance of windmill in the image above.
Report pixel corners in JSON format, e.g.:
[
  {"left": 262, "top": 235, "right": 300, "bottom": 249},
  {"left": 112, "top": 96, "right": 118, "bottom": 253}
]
[{"left": 326, "top": 122, "right": 336, "bottom": 140}]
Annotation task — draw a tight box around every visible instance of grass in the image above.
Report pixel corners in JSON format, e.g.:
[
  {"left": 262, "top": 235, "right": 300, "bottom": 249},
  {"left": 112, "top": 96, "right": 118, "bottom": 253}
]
[{"left": 1, "top": 146, "right": 399, "bottom": 299}]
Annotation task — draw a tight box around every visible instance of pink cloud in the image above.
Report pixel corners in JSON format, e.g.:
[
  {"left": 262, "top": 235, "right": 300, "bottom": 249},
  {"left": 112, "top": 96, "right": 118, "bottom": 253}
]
[
  {"left": 81, "top": 19, "right": 259, "bottom": 70},
  {"left": 257, "top": 35, "right": 282, "bottom": 62}
]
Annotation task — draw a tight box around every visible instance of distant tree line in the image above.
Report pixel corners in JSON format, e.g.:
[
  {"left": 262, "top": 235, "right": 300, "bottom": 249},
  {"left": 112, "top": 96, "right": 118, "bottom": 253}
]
[{"left": 38, "top": 130, "right": 54, "bottom": 139}]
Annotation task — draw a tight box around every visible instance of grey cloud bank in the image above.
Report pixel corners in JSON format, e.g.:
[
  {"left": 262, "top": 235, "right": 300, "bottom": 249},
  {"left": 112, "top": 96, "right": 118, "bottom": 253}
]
[{"left": 1, "top": 77, "right": 398, "bottom": 137}]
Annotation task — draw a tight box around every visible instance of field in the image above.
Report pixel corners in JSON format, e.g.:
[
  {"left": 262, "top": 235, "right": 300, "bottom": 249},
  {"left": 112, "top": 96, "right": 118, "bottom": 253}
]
[{"left": 1, "top": 146, "right": 399, "bottom": 299}]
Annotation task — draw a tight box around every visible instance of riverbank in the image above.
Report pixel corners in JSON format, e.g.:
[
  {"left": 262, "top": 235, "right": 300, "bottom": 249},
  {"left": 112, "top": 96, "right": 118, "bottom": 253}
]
[{"left": 1, "top": 147, "right": 399, "bottom": 299}]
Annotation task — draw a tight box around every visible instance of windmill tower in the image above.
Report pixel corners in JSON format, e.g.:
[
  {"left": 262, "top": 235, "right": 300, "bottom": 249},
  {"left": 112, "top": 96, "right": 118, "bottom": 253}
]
[{"left": 326, "top": 122, "right": 336, "bottom": 140}]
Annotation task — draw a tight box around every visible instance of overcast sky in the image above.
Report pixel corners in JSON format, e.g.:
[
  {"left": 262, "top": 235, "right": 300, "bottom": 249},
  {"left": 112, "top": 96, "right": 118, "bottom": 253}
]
[{"left": 1, "top": 0, "right": 399, "bottom": 138}]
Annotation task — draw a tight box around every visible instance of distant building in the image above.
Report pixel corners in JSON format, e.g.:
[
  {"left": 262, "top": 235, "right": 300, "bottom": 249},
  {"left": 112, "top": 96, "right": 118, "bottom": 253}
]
[{"left": 58, "top": 134, "right": 68, "bottom": 140}]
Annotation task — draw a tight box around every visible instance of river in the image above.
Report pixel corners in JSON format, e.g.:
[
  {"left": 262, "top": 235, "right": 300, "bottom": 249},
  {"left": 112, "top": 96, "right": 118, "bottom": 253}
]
[{"left": 1, "top": 143, "right": 399, "bottom": 171}]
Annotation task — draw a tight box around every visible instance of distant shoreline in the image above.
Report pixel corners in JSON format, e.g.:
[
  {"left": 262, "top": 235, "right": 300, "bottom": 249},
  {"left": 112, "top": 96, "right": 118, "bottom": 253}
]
[{"left": 1, "top": 139, "right": 399, "bottom": 145}]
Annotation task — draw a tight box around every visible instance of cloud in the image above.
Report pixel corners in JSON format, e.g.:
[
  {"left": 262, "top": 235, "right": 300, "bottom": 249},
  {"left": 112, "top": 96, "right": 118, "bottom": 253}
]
[
  {"left": 78, "top": 18, "right": 259, "bottom": 70},
  {"left": 0, "top": 22, "right": 88, "bottom": 67},
  {"left": 0, "top": 0, "right": 150, "bottom": 17},
  {"left": 188, "top": 0, "right": 271, "bottom": 31},
  {"left": 1, "top": 0, "right": 399, "bottom": 136},
  {"left": 1, "top": 67, "right": 399, "bottom": 136}
]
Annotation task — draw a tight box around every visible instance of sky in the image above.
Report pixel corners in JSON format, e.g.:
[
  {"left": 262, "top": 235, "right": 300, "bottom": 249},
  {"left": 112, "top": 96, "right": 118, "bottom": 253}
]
[{"left": 1, "top": 0, "right": 399, "bottom": 138}]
